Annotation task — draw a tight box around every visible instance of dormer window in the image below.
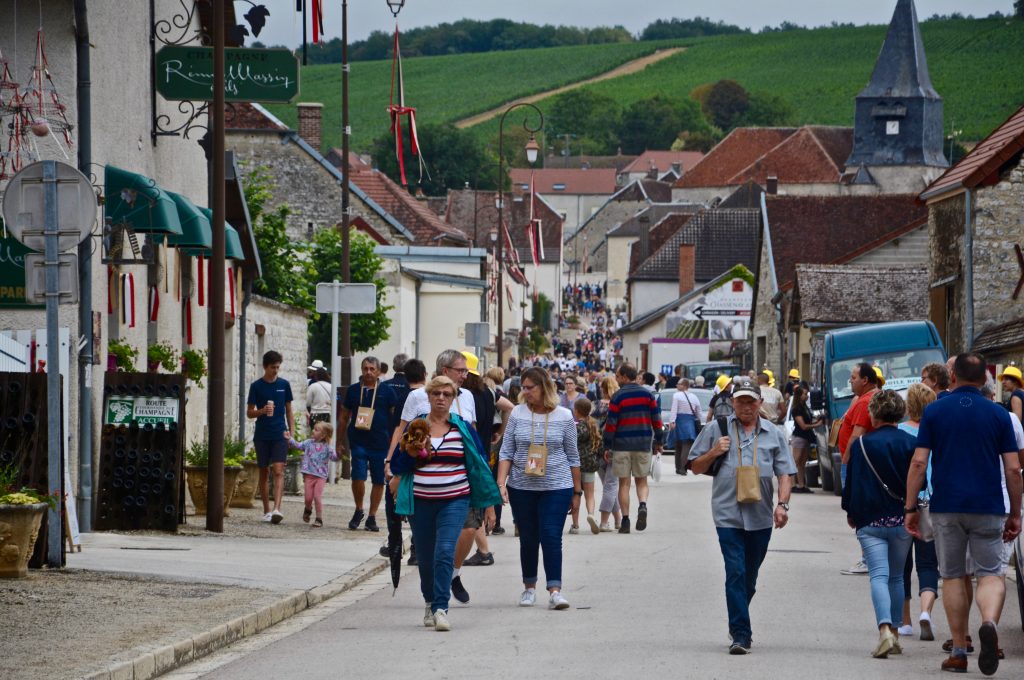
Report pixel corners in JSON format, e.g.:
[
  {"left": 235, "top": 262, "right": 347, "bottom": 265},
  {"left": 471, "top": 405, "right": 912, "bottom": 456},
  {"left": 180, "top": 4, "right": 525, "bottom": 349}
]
[{"left": 886, "top": 120, "right": 900, "bottom": 135}]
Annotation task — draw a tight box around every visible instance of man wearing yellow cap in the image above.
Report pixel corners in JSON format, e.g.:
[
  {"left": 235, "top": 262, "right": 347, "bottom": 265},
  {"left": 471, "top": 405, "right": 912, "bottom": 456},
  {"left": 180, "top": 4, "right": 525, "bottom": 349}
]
[{"left": 998, "top": 366, "right": 1024, "bottom": 422}]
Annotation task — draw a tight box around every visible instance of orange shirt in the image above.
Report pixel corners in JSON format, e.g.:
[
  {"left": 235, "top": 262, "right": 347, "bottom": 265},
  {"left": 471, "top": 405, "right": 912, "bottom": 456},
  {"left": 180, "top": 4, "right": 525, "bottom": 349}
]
[{"left": 838, "top": 388, "right": 879, "bottom": 462}]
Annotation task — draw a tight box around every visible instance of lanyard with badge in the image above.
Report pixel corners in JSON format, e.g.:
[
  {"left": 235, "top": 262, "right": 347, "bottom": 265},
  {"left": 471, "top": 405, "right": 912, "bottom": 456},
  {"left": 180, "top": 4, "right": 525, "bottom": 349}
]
[
  {"left": 525, "top": 410, "right": 551, "bottom": 477},
  {"left": 733, "top": 421, "right": 761, "bottom": 503},
  {"left": 355, "top": 381, "right": 378, "bottom": 430}
]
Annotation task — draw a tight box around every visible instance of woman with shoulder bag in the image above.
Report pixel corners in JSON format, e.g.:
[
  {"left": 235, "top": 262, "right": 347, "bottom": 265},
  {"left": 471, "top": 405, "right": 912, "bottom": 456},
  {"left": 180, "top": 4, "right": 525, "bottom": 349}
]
[
  {"left": 669, "top": 378, "right": 703, "bottom": 476},
  {"left": 497, "top": 367, "right": 581, "bottom": 610},
  {"left": 840, "top": 390, "right": 917, "bottom": 659}
]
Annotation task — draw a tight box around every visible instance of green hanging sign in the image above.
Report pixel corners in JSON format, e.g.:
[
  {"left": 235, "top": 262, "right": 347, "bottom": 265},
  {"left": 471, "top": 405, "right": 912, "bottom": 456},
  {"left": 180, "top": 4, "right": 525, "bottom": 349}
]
[
  {"left": 155, "top": 46, "right": 299, "bottom": 103},
  {"left": 0, "top": 219, "right": 42, "bottom": 308}
]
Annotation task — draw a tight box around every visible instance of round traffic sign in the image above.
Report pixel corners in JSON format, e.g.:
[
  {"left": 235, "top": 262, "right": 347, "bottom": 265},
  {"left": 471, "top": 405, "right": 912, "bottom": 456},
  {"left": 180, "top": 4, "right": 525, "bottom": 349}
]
[{"left": 2, "top": 160, "right": 96, "bottom": 252}]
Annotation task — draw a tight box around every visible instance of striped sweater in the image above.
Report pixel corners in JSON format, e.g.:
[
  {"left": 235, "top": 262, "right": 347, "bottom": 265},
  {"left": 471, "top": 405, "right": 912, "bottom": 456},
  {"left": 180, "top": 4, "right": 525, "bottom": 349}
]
[{"left": 602, "top": 383, "right": 664, "bottom": 451}]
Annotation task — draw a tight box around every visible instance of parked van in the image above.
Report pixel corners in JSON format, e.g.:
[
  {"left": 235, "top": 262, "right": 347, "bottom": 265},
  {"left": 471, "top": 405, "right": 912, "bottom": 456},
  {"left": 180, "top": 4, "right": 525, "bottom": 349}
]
[{"left": 810, "top": 321, "right": 945, "bottom": 495}]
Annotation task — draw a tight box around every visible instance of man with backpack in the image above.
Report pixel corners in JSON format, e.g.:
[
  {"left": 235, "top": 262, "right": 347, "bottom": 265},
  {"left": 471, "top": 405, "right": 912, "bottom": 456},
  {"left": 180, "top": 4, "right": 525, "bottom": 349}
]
[{"left": 708, "top": 375, "right": 736, "bottom": 422}]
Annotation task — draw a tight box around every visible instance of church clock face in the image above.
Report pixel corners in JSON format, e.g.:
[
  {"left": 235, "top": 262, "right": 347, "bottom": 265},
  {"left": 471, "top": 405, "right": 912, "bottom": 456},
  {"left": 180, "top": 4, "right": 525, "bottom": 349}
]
[{"left": 886, "top": 120, "right": 900, "bottom": 135}]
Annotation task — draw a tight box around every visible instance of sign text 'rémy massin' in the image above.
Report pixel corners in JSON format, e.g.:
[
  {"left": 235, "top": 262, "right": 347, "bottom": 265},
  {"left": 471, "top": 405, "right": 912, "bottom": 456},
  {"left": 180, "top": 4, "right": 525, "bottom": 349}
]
[{"left": 155, "top": 47, "right": 299, "bottom": 103}]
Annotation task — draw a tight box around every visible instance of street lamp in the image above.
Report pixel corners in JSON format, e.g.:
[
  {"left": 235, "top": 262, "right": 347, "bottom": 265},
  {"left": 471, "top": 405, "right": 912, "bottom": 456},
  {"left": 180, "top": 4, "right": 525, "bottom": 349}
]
[
  {"left": 496, "top": 103, "right": 544, "bottom": 368},
  {"left": 386, "top": 0, "right": 406, "bottom": 16}
]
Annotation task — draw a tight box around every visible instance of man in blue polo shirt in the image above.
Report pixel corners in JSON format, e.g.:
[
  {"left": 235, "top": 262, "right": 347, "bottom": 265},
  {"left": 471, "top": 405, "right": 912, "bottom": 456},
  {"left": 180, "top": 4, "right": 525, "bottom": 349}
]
[
  {"left": 246, "top": 350, "right": 295, "bottom": 524},
  {"left": 906, "top": 353, "right": 1022, "bottom": 676}
]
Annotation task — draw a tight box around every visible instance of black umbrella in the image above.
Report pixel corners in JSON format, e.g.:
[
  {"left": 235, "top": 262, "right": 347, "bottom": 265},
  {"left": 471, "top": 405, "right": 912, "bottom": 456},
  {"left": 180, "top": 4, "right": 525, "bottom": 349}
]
[{"left": 385, "top": 485, "right": 403, "bottom": 594}]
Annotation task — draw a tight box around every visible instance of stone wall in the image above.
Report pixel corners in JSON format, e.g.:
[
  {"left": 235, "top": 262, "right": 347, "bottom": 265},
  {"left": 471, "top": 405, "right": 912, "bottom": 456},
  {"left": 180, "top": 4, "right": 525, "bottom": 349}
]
[{"left": 243, "top": 295, "right": 311, "bottom": 442}]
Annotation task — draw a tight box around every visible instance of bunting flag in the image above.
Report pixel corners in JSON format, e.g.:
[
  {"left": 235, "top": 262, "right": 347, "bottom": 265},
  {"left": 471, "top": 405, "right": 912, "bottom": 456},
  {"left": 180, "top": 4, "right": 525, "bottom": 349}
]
[
  {"left": 185, "top": 295, "right": 193, "bottom": 345},
  {"left": 506, "top": 283, "right": 514, "bottom": 311},
  {"left": 197, "top": 255, "right": 205, "bottom": 307},
  {"left": 107, "top": 266, "right": 114, "bottom": 314},
  {"left": 387, "top": 25, "right": 427, "bottom": 185},
  {"left": 127, "top": 273, "right": 136, "bottom": 328},
  {"left": 149, "top": 286, "right": 160, "bottom": 322},
  {"left": 311, "top": 0, "right": 324, "bottom": 43},
  {"left": 227, "top": 266, "right": 236, "bottom": 317}
]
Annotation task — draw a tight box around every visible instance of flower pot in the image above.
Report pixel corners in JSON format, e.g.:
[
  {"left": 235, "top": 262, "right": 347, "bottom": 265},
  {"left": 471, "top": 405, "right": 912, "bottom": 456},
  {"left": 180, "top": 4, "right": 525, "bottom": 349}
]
[
  {"left": 259, "top": 457, "right": 302, "bottom": 501},
  {"left": 0, "top": 503, "right": 47, "bottom": 579},
  {"left": 230, "top": 460, "right": 260, "bottom": 508},
  {"left": 186, "top": 466, "right": 244, "bottom": 516},
  {"left": 148, "top": 360, "right": 160, "bottom": 373}
]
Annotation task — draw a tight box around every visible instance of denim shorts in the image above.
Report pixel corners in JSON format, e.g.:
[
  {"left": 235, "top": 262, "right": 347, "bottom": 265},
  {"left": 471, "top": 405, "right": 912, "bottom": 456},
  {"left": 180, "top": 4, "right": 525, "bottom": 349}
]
[
  {"left": 351, "top": 445, "right": 386, "bottom": 484},
  {"left": 254, "top": 439, "right": 288, "bottom": 468},
  {"left": 932, "top": 512, "right": 1007, "bottom": 579}
]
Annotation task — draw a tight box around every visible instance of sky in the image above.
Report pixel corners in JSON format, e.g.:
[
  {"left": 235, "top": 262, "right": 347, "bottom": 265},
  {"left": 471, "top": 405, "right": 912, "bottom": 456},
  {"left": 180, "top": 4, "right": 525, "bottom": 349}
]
[{"left": 252, "top": 1, "right": 1012, "bottom": 48}]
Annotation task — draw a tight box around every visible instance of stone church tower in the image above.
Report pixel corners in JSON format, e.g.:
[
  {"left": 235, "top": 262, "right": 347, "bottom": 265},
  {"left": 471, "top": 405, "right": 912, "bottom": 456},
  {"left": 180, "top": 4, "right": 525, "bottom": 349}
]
[{"left": 845, "top": 0, "right": 949, "bottom": 192}]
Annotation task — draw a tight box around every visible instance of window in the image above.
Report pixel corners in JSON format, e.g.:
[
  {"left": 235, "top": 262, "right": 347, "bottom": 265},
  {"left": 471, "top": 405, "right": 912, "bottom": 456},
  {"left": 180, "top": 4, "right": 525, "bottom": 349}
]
[
  {"left": 886, "top": 120, "right": 900, "bottom": 135},
  {"left": 307, "top": 222, "right": 315, "bottom": 239},
  {"left": 552, "top": 183, "right": 566, "bottom": 191}
]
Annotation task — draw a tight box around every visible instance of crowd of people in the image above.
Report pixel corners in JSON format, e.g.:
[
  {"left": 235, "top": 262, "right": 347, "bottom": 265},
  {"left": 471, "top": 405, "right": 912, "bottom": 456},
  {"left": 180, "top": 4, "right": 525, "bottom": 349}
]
[{"left": 243, "top": 342, "right": 1024, "bottom": 674}]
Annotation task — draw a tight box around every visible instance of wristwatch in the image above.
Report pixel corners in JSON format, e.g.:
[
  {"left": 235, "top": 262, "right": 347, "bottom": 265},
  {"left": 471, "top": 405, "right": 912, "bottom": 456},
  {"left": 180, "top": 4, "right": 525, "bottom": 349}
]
[
  {"left": 777, "top": 502, "right": 789, "bottom": 511},
  {"left": 573, "top": 490, "right": 583, "bottom": 496},
  {"left": 904, "top": 505, "right": 919, "bottom": 513}
]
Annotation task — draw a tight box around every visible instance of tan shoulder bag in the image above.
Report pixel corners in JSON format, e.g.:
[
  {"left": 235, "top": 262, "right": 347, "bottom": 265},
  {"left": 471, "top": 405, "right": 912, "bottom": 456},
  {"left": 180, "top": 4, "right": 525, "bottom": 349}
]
[{"left": 734, "top": 422, "right": 762, "bottom": 504}]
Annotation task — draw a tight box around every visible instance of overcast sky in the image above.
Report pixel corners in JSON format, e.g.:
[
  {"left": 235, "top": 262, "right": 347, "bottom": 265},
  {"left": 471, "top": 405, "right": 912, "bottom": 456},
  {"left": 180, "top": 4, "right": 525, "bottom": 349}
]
[{"left": 253, "top": 1, "right": 1011, "bottom": 48}]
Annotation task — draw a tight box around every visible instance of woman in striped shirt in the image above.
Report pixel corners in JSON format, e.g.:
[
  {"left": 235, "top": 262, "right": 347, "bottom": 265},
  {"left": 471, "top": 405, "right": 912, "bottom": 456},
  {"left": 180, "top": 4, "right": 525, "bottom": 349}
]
[
  {"left": 388, "top": 376, "right": 500, "bottom": 632},
  {"left": 497, "top": 367, "right": 581, "bottom": 611}
]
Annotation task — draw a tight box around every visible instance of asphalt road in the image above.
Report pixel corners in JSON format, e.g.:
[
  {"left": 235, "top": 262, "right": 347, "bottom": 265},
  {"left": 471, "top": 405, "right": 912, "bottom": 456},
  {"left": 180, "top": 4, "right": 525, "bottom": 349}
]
[{"left": 176, "top": 458, "right": 1024, "bottom": 679}]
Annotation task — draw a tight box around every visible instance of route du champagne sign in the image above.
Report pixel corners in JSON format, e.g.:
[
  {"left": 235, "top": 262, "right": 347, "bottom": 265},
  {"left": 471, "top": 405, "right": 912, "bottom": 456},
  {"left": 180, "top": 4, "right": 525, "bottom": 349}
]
[
  {"left": 155, "top": 46, "right": 299, "bottom": 103},
  {"left": 105, "top": 396, "right": 179, "bottom": 427}
]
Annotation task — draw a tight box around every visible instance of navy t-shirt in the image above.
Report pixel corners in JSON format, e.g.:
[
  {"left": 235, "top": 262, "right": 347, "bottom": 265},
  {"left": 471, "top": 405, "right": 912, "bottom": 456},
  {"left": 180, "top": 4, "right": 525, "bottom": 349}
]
[
  {"left": 247, "top": 378, "right": 294, "bottom": 441},
  {"left": 344, "top": 381, "right": 398, "bottom": 451},
  {"left": 916, "top": 385, "right": 1018, "bottom": 515}
]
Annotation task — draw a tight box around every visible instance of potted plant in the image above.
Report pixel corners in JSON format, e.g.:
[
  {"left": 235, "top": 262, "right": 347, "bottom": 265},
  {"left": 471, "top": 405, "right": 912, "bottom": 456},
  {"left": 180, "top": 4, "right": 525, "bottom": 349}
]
[
  {"left": 227, "top": 438, "right": 258, "bottom": 509},
  {"left": 184, "top": 438, "right": 243, "bottom": 516},
  {"left": 0, "top": 464, "right": 56, "bottom": 579},
  {"left": 181, "top": 349, "right": 208, "bottom": 387},
  {"left": 108, "top": 338, "right": 139, "bottom": 373},
  {"left": 146, "top": 341, "right": 178, "bottom": 373}
]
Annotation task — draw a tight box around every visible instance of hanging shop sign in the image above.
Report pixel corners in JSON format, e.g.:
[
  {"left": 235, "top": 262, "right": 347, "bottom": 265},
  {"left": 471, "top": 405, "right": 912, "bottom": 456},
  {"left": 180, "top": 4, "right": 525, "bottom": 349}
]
[
  {"left": 105, "top": 396, "right": 180, "bottom": 426},
  {"left": 155, "top": 46, "right": 299, "bottom": 103}
]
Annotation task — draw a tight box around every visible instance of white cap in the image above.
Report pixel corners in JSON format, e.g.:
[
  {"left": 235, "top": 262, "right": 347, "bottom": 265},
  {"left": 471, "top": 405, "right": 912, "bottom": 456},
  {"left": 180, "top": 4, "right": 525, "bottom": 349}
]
[{"left": 308, "top": 359, "right": 325, "bottom": 371}]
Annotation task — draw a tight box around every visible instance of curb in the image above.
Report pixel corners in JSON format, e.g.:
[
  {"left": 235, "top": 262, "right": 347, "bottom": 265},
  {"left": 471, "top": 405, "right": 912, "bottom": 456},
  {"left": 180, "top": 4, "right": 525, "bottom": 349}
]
[{"left": 79, "top": 556, "right": 387, "bottom": 680}]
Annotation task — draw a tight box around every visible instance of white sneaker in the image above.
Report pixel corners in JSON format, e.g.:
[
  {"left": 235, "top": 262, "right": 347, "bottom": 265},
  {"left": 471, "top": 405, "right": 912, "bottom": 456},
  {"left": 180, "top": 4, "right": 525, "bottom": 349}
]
[
  {"left": 897, "top": 624, "right": 914, "bottom": 636},
  {"left": 432, "top": 609, "right": 451, "bottom": 632},
  {"left": 519, "top": 589, "right": 536, "bottom": 607},
  {"left": 261, "top": 512, "right": 274, "bottom": 523},
  {"left": 568, "top": 525, "right": 579, "bottom": 535},
  {"left": 549, "top": 591, "right": 570, "bottom": 610},
  {"left": 271, "top": 509, "right": 284, "bottom": 524},
  {"left": 423, "top": 604, "right": 434, "bottom": 627},
  {"left": 599, "top": 523, "right": 613, "bottom": 533},
  {"left": 587, "top": 515, "right": 600, "bottom": 534},
  {"left": 840, "top": 559, "right": 868, "bottom": 575}
]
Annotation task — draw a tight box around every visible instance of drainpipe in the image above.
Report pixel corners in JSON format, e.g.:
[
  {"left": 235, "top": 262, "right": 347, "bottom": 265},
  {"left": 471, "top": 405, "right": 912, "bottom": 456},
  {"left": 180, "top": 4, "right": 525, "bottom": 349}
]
[
  {"left": 414, "top": 275, "right": 422, "bottom": 354},
  {"left": 238, "top": 278, "right": 252, "bottom": 440},
  {"left": 964, "top": 189, "right": 975, "bottom": 350},
  {"left": 74, "top": 0, "right": 94, "bottom": 533}
]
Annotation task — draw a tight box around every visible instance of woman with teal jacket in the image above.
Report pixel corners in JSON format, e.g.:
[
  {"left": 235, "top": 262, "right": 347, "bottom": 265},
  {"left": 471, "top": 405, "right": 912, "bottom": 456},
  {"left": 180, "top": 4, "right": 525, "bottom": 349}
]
[{"left": 388, "top": 375, "right": 501, "bottom": 632}]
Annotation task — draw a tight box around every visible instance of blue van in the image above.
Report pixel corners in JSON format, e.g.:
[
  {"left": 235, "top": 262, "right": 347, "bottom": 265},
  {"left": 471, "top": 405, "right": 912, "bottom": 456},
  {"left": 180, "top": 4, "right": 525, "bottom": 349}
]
[{"left": 810, "top": 321, "right": 945, "bottom": 495}]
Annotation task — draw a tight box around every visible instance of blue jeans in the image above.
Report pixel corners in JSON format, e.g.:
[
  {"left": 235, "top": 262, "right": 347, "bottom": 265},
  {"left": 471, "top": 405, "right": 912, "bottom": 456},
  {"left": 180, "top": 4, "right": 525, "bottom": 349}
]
[
  {"left": 409, "top": 496, "right": 470, "bottom": 613},
  {"left": 903, "top": 537, "right": 939, "bottom": 599},
  {"left": 716, "top": 527, "right": 773, "bottom": 645},
  {"left": 508, "top": 486, "right": 573, "bottom": 589},
  {"left": 840, "top": 462, "right": 848, "bottom": 488},
  {"left": 857, "top": 525, "right": 912, "bottom": 627}
]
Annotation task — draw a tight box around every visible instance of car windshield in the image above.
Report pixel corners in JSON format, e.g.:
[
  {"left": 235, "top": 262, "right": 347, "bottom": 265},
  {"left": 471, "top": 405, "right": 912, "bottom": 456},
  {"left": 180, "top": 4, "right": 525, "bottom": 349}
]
[{"left": 829, "top": 348, "right": 945, "bottom": 400}]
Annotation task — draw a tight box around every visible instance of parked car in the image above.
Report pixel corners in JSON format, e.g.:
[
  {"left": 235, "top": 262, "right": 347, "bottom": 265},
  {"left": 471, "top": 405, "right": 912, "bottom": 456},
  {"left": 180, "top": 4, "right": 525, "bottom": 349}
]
[
  {"left": 657, "top": 388, "right": 714, "bottom": 443},
  {"left": 682, "top": 362, "right": 742, "bottom": 386}
]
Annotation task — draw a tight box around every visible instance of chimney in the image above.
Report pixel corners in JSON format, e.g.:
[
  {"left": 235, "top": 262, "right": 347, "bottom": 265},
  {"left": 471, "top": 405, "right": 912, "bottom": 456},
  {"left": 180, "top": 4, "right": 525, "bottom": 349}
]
[
  {"left": 678, "top": 244, "right": 695, "bottom": 295},
  {"left": 297, "top": 102, "right": 324, "bottom": 151},
  {"left": 638, "top": 212, "right": 651, "bottom": 262},
  {"left": 671, "top": 161, "right": 682, "bottom": 174},
  {"left": 766, "top": 175, "right": 778, "bottom": 195},
  {"left": 647, "top": 162, "right": 658, "bottom": 180}
]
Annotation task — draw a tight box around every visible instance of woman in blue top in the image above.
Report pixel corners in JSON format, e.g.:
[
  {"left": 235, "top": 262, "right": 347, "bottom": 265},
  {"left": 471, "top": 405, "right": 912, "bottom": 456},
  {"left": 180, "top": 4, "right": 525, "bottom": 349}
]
[
  {"left": 388, "top": 375, "right": 500, "bottom": 632},
  {"left": 841, "top": 390, "right": 917, "bottom": 659},
  {"left": 998, "top": 366, "right": 1024, "bottom": 423},
  {"left": 497, "top": 367, "right": 581, "bottom": 611}
]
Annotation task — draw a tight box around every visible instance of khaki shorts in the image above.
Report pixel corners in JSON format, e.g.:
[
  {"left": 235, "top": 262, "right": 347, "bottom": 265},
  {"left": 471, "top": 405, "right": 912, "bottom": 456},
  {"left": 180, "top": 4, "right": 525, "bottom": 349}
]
[
  {"left": 463, "top": 506, "right": 485, "bottom": 530},
  {"left": 933, "top": 512, "right": 1007, "bottom": 579},
  {"left": 612, "top": 450, "right": 652, "bottom": 478}
]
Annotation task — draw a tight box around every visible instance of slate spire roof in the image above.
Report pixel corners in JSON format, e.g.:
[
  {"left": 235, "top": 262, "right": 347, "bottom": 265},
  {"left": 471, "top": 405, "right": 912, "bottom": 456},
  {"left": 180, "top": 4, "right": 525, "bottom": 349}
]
[{"left": 859, "top": 0, "right": 939, "bottom": 100}]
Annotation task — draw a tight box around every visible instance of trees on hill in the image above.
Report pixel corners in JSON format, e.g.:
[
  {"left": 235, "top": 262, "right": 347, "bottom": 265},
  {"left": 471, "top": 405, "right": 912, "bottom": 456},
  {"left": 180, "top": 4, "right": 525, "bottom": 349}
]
[{"left": 639, "top": 17, "right": 747, "bottom": 40}]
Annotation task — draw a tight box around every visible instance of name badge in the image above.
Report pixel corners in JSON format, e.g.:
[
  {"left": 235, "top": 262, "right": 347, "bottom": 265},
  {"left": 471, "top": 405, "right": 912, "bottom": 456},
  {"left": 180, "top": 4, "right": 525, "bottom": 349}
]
[
  {"left": 525, "top": 444, "right": 548, "bottom": 477},
  {"left": 355, "top": 406, "right": 375, "bottom": 430}
]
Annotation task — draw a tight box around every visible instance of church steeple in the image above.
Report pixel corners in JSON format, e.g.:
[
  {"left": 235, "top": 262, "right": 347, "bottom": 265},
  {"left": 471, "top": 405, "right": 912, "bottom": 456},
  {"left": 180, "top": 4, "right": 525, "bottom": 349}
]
[{"left": 846, "top": 0, "right": 948, "bottom": 168}]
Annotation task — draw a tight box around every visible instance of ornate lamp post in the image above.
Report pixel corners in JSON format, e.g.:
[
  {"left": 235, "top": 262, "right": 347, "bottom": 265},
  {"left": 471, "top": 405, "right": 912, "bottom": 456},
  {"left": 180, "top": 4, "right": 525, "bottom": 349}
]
[{"left": 496, "top": 103, "right": 544, "bottom": 368}]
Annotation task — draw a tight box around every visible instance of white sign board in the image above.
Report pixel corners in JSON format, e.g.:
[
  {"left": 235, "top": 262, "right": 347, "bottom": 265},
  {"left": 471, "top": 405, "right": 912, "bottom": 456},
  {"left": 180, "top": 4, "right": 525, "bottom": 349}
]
[
  {"left": 24, "top": 253, "right": 79, "bottom": 304},
  {"left": 315, "top": 282, "right": 376, "bottom": 314},
  {"left": 465, "top": 322, "right": 489, "bottom": 348}
]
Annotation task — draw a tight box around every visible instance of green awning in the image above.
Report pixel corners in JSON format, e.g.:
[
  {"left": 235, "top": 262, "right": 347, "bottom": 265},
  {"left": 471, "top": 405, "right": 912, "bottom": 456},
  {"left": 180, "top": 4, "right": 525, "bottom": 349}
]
[
  {"left": 104, "top": 165, "right": 182, "bottom": 235},
  {"left": 166, "top": 192, "right": 213, "bottom": 250},
  {"left": 189, "top": 207, "right": 244, "bottom": 260}
]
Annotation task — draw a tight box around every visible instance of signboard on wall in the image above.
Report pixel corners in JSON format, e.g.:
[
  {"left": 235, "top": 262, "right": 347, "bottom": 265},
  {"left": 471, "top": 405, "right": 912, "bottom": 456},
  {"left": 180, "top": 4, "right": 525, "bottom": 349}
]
[
  {"left": 665, "top": 278, "right": 753, "bottom": 342},
  {"left": 105, "top": 396, "right": 180, "bottom": 426},
  {"left": 0, "top": 221, "right": 42, "bottom": 308},
  {"left": 155, "top": 46, "right": 299, "bottom": 102}
]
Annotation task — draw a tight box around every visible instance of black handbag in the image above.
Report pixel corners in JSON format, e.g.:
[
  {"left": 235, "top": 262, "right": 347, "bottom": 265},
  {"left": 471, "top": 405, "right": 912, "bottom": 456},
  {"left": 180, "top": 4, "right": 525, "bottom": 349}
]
[{"left": 687, "top": 417, "right": 728, "bottom": 477}]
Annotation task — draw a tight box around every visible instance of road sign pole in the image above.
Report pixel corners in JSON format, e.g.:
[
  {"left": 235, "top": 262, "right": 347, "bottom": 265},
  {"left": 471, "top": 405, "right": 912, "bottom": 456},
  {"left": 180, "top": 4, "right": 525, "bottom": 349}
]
[
  {"left": 42, "top": 160, "right": 62, "bottom": 567},
  {"left": 329, "top": 281, "right": 340, "bottom": 483}
]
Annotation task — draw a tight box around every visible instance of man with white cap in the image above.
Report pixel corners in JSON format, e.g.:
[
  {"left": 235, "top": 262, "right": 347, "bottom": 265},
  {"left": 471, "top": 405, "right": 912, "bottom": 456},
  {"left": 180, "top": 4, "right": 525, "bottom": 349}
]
[{"left": 307, "top": 359, "right": 325, "bottom": 386}]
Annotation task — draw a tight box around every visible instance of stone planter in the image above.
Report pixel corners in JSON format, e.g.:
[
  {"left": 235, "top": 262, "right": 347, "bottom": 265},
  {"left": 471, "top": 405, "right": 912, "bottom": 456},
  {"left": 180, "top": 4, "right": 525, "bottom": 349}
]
[
  {"left": 0, "top": 503, "right": 47, "bottom": 579},
  {"left": 230, "top": 460, "right": 260, "bottom": 508},
  {"left": 259, "top": 457, "right": 302, "bottom": 501},
  {"left": 185, "top": 466, "right": 243, "bottom": 516}
]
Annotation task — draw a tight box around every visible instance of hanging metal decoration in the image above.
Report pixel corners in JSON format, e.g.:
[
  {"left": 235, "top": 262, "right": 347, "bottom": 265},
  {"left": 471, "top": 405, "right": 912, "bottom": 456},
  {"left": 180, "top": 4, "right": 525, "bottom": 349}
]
[
  {"left": 20, "top": 29, "right": 74, "bottom": 145},
  {"left": 387, "top": 25, "right": 428, "bottom": 186}
]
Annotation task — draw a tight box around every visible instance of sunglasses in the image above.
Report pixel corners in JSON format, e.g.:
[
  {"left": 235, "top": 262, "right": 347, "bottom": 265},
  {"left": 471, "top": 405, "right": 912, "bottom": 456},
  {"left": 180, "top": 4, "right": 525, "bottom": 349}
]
[{"left": 430, "top": 391, "right": 455, "bottom": 399}]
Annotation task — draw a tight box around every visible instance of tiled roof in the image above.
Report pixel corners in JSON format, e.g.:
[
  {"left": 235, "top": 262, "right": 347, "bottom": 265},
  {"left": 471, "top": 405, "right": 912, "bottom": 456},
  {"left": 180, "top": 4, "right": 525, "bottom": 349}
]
[
  {"left": 674, "top": 128, "right": 797, "bottom": 188},
  {"left": 764, "top": 194, "right": 928, "bottom": 291},
  {"left": 675, "top": 126, "right": 853, "bottom": 188},
  {"left": 718, "top": 181, "right": 764, "bottom": 209},
  {"left": 973, "top": 317, "right": 1024, "bottom": 354},
  {"left": 921, "top": 104, "right": 1024, "bottom": 201},
  {"left": 351, "top": 170, "right": 469, "bottom": 246},
  {"left": 324, "top": 149, "right": 373, "bottom": 172},
  {"left": 794, "top": 264, "right": 928, "bottom": 324},
  {"left": 622, "top": 150, "right": 705, "bottom": 175},
  {"left": 610, "top": 178, "right": 673, "bottom": 203},
  {"left": 552, "top": 155, "right": 639, "bottom": 171},
  {"left": 607, "top": 204, "right": 701, "bottom": 238},
  {"left": 227, "top": 102, "right": 288, "bottom": 131},
  {"left": 509, "top": 168, "right": 618, "bottom": 195},
  {"left": 630, "top": 208, "right": 761, "bottom": 282},
  {"left": 444, "top": 189, "right": 562, "bottom": 263},
  {"left": 627, "top": 212, "right": 694, "bottom": 275}
]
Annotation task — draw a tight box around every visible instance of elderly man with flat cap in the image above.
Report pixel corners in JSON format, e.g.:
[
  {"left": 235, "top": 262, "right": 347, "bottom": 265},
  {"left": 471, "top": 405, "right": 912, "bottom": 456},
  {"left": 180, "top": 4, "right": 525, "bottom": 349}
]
[{"left": 689, "top": 376, "right": 795, "bottom": 655}]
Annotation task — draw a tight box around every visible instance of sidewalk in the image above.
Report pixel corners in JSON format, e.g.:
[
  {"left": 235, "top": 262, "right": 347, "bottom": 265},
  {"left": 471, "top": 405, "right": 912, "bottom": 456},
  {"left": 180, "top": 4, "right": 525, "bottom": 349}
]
[{"left": 1, "top": 478, "right": 393, "bottom": 680}]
